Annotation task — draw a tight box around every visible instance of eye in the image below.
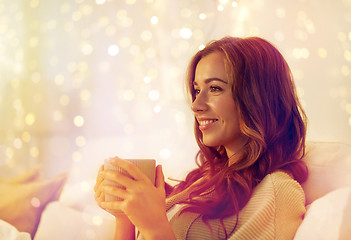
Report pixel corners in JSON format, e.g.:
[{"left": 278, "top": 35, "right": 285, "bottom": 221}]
[
  {"left": 193, "top": 88, "right": 200, "bottom": 95},
  {"left": 210, "top": 86, "right": 223, "bottom": 92}
]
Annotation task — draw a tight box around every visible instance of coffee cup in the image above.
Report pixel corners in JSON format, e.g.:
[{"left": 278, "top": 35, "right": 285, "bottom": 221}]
[{"left": 103, "top": 158, "right": 156, "bottom": 214}]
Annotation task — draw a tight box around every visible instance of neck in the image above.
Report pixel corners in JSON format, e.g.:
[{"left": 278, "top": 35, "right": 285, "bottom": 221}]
[{"left": 225, "top": 139, "right": 248, "bottom": 165}]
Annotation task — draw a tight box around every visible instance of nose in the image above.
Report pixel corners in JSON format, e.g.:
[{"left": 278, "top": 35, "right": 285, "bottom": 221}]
[{"left": 191, "top": 93, "right": 208, "bottom": 113}]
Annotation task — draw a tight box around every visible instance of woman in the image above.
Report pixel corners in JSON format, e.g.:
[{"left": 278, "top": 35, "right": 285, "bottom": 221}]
[{"left": 94, "top": 36, "right": 308, "bottom": 240}]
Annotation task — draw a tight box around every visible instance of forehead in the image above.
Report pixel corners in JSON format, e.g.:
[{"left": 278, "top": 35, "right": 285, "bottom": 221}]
[{"left": 194, "top": 51, "right": 228, "bottom": 84}]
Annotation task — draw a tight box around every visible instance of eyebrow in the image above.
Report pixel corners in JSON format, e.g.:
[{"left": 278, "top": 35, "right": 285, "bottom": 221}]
[{"left": 193, "top": 78, "right": 228, "bottom": 86}]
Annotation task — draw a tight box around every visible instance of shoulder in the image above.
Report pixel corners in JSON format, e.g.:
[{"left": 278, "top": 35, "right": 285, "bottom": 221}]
[
  {"left": 256, "top": 171, "right": 304, "bottom": 194},
  {"left": 251, "top": 171, "right": 306, "bottom": 213},
  {"left": 232, "top": 171, "right": 306, "bottom": 239},
  {"left": 261, "top": 170, "right": 298, "bottom": 184},
  {"left": 259, "top": 171, "right": 305, "bottom": 201},
  {"left": 248, "top": 171, "right": 306, "bottom": 239}
]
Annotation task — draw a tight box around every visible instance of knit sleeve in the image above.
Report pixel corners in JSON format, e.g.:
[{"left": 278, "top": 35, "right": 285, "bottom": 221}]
[{"left": 273, "top": 172, "right": 306, "bottom": 239}]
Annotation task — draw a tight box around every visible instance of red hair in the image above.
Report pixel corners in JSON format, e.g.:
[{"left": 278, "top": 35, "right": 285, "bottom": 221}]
[{"left": 171, "top": 36, "right": 308, "bottom": 235}]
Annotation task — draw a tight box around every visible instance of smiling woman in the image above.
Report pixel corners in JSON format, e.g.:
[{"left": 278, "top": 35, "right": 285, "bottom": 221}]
[
  {"left": 191, "top": 51, "right": 245, "bottom": 159},
  {"left": 94, "top": 36, "right": 308, "bottom": 240}
]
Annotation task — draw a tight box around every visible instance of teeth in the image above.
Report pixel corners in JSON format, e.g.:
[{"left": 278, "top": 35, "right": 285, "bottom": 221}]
[{"left": 199, "top": 119, "right": 216, "bottom": 126}]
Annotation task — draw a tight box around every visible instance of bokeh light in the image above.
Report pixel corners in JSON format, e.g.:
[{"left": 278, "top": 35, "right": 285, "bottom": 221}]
[
  {"left": 31, "top": 197, "right": 41, "bottom": 208},
  {"left": 107, "top": 44, "right": 120, "bottom": 56}
]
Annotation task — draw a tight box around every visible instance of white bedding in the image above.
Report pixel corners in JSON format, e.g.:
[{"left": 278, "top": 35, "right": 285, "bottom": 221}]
[
  {"left": 0, "top": 220, "right": 31, "bottom": 240},
  {"left": 34, "top": 201, "right": 115, "bottom": 240}
]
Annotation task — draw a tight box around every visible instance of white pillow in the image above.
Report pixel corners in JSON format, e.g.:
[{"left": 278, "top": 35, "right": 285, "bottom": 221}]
[
  {"left": 34, "top": 201, "right": 115, "bottom": 240},
  {"left": 303, "top": 142, "right": 351, "bottom": 204},
  {"left": 294, "top": 187, "right": 351, "bottom": 240},
  {"left": 0, "top": 219, "right": 31, "bottom": 240}
]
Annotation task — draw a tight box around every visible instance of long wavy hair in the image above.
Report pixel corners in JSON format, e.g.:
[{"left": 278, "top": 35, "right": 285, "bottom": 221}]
[{"left": 170, "top": 36, "right": 308, "bottom": 235}]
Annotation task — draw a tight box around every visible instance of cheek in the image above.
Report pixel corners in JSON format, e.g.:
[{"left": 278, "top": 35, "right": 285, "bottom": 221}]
[
  {"left": 212, "top": 97, "right": 232, "bottom": 112},
  {"left": 219, "top": 102, "right": 237, "bottom": 120},
  {"left": 222, "top": 104, "right": 241, "bottom": 130}
]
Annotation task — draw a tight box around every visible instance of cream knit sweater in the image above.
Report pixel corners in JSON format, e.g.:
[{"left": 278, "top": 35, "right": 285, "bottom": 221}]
[{"left": 139, "top": 171, "right": 306, "bottom": 240}]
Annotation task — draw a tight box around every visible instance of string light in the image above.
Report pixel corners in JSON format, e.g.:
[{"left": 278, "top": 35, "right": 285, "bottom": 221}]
[
  {"left": 153, "top": 105, "right": 161, "bottom": 113},
  {"left": 199, "top": 13, "right": 207, "bottom": 20},
  {"left": 148, "top": 89, "right": 160, "bottom": 101},
  {"left": 318, "top": 48, "right": 328, "bottom": 58},
  {"left": 107, "top": 44, "right": 120, "bottom": 56},
  {"left": 25, "top": 113, "right": 36, "bottom": 126},
  {"left": 13, "top": 138, "right": 23, "bottom": 149},
  {"left": 199, "top": 44, "right": 205, "bottom": 50},
  {"left": 217, "top": 5, "right": 224, "bottom": 11},
  {"left": 73, "top": 115, "right": 85, "bottom": 127},
  {"left": 179, "top": 27, "right": 192, "bottom": 39},
  {"left": 344, "top": 50, "right": 351, "bottom": 62},
  {"left": 81, "top": 43, "right": 93, "bottom": 55},
  {"left": 21, "top": 131, "right": 31, "bottom": 142},
  {"left": 143, "top": 76, "right": 151, "bottom": 84},
  {"left": 150, "top": 16, "right": 159, "bottom": 24}
]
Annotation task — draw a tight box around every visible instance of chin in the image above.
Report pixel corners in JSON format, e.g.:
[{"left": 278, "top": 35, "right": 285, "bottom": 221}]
[{"left": 202, "top": 138, "right": 221, "bottom": 148}]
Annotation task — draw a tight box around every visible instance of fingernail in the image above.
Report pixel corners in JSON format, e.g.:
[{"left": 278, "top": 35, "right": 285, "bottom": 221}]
[{"left": 109, "top": 157, "right": 119, "bottom": 164}]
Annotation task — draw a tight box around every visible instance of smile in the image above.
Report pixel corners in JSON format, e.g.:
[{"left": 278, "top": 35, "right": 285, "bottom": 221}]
[
  {"left": 198, "top": 119, "right": 218, "bottom": 130},
  {"left": 199, "top": 119, "right": 217, "bottom": 126}
]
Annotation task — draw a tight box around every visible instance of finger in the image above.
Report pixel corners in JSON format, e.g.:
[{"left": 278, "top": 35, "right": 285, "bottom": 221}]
[
  {"left": 95, "top": 190, "right": 105, "bottom": 209},
  {"left": 94, "top": 165, "right": 105, "bottom": 192},
  {"left": 100, "top": 190, "right": 105, "bottom": 201},
  {"left": 108, "top": 157, "right": 149, "bottom": 182},
  {"left": 98, "top": 191, "right": 105, "bottom": 204},
  {"left": 103, "top": 169, "right": 135, "bottom": 187},
  {"left": 94, "top": 182, "right": 104, "bottom": 200},
  {"left": 155, "top": 164, "right": 165, "bottom": 189},
  {"left": 94, "top": 189, "right": 100, "bottom": 200},
  {"left": 101, "top": 201, "right": 123, "bottom": 211},
  {"left": 103, "top": 185, "right": 128, "bottom": 200}
]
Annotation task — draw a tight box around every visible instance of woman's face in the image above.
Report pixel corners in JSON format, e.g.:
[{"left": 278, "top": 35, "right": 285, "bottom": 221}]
[{"left": 191, "top": 51, "right": 246, "bottom": 157}]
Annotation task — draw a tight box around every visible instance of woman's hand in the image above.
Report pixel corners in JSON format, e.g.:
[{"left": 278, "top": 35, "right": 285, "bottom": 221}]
[
  {"left": 97, "top": 157, "right": 175, "bottom": 240},
  {"left": 94, "top": 165, "right": 106, "bottom": 210},
  {"left": 94, "top": 167, "right": 135, "bottom": 240}
]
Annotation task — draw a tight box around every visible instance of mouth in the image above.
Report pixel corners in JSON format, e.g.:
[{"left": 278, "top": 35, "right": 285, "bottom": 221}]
[{"left": 198, "top": 119, "right": 218, "bottom": 130}]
